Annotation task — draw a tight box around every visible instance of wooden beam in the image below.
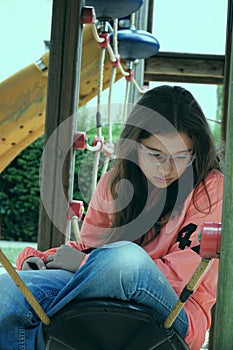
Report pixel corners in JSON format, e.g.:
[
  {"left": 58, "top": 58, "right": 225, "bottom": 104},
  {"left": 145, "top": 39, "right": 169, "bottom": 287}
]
[
  {"left": 144, "top": 52, "right": 225, "bottom": 84},
  {"left": 38, "top": 0, "right": 84, "bottom": 250}
]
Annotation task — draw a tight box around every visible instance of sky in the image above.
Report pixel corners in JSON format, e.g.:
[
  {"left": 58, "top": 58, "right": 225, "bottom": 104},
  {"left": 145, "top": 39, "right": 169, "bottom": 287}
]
[
  {"left": 150, "top": 0, "right": 228, "bottom": 124},
  {"left": 0, "top": 0, "right": 228, "bottom": 123},
  {"left": 0, "top": 0, "right": 52, "bottom": 81}
]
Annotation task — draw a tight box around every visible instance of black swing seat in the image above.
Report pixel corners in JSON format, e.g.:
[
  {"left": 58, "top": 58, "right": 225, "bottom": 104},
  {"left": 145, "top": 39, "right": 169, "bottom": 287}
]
[{"left": 43, "top": 299, "right": 189, "bottom": 350}]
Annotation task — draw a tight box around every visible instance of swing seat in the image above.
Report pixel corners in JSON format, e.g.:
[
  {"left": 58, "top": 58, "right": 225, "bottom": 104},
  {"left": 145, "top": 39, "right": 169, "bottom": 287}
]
[
  {"left": 43, "top": 299, "right": 189, "bottom": 350},
  {"left": 110, "top": 29, "right": 160, "bottom": 60},
  {"left": 85, "top": 0, "right": 144, "bottom": 21}
]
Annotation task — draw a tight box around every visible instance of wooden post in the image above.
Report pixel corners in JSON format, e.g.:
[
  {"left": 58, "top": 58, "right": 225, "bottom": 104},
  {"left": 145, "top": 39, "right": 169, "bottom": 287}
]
[
  {"left": 212, "top": 8, "right": 233, "bottom": 348},
  {"left": 221, "top": 0, "right": 232, "bottom": 142},
  {"left": 38, "top": 0, "right": 84, "bottom": 250}
]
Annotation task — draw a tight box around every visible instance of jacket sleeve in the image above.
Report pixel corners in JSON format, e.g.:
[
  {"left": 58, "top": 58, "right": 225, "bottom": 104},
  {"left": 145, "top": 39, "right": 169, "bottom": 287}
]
[
  {"left": 15, "top": 241, "right": 88, "bottom": 270},
  {"left": 153, "top": 171, "right": 224, "bottom": 349},
  {"left": 16, "top": 172, "right": 113, "bottom": 270}
]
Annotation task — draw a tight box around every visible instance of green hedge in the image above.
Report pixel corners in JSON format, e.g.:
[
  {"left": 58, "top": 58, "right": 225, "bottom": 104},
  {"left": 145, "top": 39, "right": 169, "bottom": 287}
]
[
  {"left": 0, "top": 137, "right": 43, "bottom": 242},
  {"left": 0, "top": 114, "right": 122, "bottom": 242}
]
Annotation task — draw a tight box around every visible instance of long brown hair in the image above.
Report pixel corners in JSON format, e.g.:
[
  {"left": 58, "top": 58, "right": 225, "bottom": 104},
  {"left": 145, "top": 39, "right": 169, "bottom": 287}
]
[{"left": 108, "top": 85, "right": 222, "bottom": 245}]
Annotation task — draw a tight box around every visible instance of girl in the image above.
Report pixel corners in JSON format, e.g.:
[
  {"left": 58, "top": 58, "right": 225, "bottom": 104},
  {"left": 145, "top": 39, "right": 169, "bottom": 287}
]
[{"left": 0, "top": 86, "right": 223, "bottom": 349}]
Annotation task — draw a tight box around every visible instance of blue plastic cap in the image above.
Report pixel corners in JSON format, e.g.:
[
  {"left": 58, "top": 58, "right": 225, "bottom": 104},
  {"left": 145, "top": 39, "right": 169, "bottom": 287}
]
[
  {"left": 110, "top": 29, "right": 160, "bottom": 60},
  {"left": 85, "top": 0, "right": 144, "bottom": 20}
]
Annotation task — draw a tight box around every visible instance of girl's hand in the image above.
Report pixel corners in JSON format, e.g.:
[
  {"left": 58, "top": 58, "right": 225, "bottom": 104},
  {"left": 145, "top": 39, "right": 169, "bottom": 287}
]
[
  {"left": 22, "top": 257, "right": 46, "bottom": 270},
  {"left": 46, "top": 245, "right": 85, "bottom": 273}
]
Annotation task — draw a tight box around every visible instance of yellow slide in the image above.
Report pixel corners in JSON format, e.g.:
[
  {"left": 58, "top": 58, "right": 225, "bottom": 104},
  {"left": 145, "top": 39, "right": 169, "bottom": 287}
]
[{"left": 0, "top": 25, "right": 123, "bottom": 173}]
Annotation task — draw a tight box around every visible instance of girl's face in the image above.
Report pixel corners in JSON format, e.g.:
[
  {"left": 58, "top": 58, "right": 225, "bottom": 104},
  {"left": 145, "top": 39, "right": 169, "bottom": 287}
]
[{"left": 137, "top": 132, "right": 194, "bottom": 188}]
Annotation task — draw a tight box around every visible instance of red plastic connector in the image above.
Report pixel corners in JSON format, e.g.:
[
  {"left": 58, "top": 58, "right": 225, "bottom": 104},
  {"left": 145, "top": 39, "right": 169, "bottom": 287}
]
[
  {"left": 68, "top": 200, "right": 84, "bottom": 220},
  {"left": 142, "top": 83, "right": 149, "bottom": 91},
  {"left": 103, "top": 142, "right": 114, "bottom": 156},
  {"left": 93, "top": 136, "right": 104, "bottom": 150},
  {"left": 81, "top": 6, "right": 96, "bottom": 24},
  {"left": 98, "top": 33, "right": 110, "bottom": 49},
  {"left": 199, "top": 222, "right": 222, "bottom": 259},
  {"left": 125, "top": 69, "right": 134, "bottom": 81},
  {"left": 110, "top": 54, "right": 121, "bottom": 67},
  {"left": 73, "top": 131, "right": 87, "bottom": 150}
]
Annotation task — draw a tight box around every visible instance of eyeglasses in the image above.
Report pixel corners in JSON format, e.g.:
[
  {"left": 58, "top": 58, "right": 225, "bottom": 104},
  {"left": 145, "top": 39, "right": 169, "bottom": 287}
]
[{"left": 138, "top": 144, "right": 196, "bottom": 168}]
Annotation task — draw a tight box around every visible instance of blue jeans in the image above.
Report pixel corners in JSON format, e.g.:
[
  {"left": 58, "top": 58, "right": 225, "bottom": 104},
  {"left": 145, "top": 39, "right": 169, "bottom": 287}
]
[{"left": 0, "top": 241, "right": 188, "bottom": 349}]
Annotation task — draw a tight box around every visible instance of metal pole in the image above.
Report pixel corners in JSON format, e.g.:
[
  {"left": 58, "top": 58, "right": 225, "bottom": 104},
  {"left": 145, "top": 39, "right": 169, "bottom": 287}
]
[
  {"left": 128, "top": 0, "right": 150, "bottom": 105},
  {"left": 213, "top": 5, "right": 233, "bottom": 347}
]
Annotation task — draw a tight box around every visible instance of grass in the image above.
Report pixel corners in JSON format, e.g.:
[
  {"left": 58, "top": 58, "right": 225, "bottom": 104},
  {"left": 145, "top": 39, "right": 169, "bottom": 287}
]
[{"left": 0, "top": 247, "right": 22, "bottom": 265}]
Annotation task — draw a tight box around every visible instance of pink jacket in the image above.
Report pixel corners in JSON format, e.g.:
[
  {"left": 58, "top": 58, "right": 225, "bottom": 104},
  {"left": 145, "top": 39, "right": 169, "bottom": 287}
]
[{"left": 16, "top": 169, "right": 224, "bottom": 350}]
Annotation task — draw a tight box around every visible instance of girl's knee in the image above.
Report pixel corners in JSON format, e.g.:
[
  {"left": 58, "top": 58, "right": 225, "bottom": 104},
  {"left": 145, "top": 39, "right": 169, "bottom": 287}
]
[{"left": 94, "top": 241, "right": 152, "bottom": 274}]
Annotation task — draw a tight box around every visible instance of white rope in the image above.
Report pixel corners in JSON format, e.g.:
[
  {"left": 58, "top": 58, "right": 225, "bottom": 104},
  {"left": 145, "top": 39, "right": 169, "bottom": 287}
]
[
  {"left": 101, "top": 19, "right": 119, "bottom": 176},
  {"left": 71, "top": 216, "right": 81, "bottom": 241},
  {"left": 91, "top": 151, "right": 101, "bottom": 194},
  {"left": 132, "top": 77, "right": 146, "bottom": 94},
  {"left": 101, "top": 155, "right": 110, "bottom": 176},
  {"left": 88, "top": 17, "right": 145, "bottom": 184},
  {"left": 118, "top": 63, "right": 130, "bottom": 77},
  {"left": 91, "top": 24, "right": 105, "bottom": 43},
  {"left": 123, "top": 79, "right": 131, "bottom": 123},
  {"left": 91, "top": 47, "right": 106, "bottom": 194},
  {"left": 96, "top": 48, "right": 105, "bottom": 136},
  {"left": 106, "top": 45, "right": 117, "bottom": 63},
  {"left": 113, "top": 19, "right": 118, "bottom": 54},
  {"left": 101, "top": 66, "right": 116, "bottom": 176},
  {"left": 86, "top": 141, "right": 102, "bottom": 152}
]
